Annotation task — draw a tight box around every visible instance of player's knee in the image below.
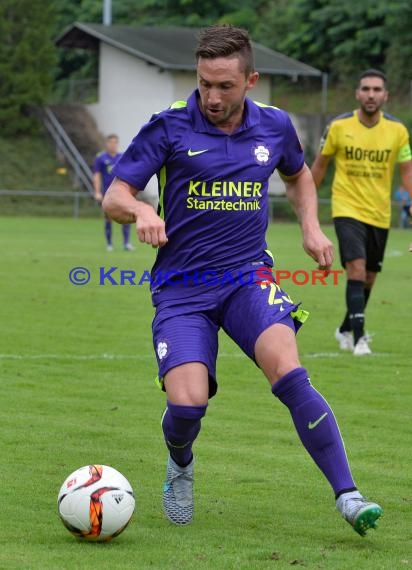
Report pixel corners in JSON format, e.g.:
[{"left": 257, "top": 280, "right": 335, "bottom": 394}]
[
  {"left": 271, "top": 366, "right": 310, "bottom": 401},
  {"left": 167, "top": 401, "right": 208, "bottom": 421}
]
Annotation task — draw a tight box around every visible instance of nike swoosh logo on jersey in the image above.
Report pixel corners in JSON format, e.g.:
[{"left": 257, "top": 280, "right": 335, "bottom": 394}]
[
  {"left": 187, "top": 149, "right": 208, "bottom": 156},
  {"left": 308, "top": 412, "right": 328, "bottom": 430}
]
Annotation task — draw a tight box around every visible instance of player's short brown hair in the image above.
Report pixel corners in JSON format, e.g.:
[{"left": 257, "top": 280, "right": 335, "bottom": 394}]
[
  {"left": 195, "top": 24, "right": 255, "bottom": 77},
  {"left": 358, "top": 69, "right": 387, "bottom": 88}
]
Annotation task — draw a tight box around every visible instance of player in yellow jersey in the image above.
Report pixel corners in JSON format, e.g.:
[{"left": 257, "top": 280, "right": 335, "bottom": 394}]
[{"left": 311, "top": 69, "right": 412, "bottom": 355}]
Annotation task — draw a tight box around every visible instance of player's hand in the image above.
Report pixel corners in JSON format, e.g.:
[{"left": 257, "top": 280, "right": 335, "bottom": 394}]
[
  {"left": 302, "top": 228, "right": 334, "bottom": 273},
  {"left": 94, "top": 192, "right": 103, "bottom": 203},
  {"left": 409, "top": 243, "right": 412, "bottom": 252},
  {"left": 135, "top": 203, "right": 168, "bottom": 247}
]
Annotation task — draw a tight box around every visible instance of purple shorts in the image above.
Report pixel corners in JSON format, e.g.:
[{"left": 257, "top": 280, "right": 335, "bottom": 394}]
[{"left": 152, "top": 273, "right": 308, "bottom": 398}]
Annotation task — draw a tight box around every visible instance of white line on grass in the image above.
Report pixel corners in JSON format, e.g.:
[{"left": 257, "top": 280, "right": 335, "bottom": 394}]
[
  {"left": 385, "top": 249, "right": 405, "bottom": 257},
  {"left": 0, "top": 352, "right": 244, "bottom": 360},
  {"left": 1, "top": 251, "right": 87, "bottom": 257},
  {"left": 0, "top": 351, "right": 390, "bottom": 361},
  {"left": 0, "top": 353, "right": 151, "bottom": 360},
  {"left": 305, "top": 352, "right": 390, "bottom": 358},
  {"left": 304, "top": 352, "right": 342, "bottom": 358}
]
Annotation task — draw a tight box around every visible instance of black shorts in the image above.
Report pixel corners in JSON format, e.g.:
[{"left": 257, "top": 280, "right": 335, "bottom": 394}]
[{"left": 333, "top": 217, "right": 388, "bottom": 272}]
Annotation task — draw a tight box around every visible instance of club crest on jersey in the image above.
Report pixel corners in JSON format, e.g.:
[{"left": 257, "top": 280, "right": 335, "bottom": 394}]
[{"left": 252, "top": 144, "right": 270, "bottom": 165}]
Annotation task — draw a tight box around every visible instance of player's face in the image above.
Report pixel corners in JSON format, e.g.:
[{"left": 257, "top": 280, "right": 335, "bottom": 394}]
[
  {"left": 356, "top": 76, "right": 388, "bottom": 116},
  {"left": 106, "top": 137, "right": 119, "bottom": 155},
  {"left": 197, "top": 56, "right": 259, "bottom": 133}
]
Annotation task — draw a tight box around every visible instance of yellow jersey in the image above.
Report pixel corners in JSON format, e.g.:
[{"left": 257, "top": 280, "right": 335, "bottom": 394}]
[{"left": 320, "top": 110, "right": 411, "bottom": 228}]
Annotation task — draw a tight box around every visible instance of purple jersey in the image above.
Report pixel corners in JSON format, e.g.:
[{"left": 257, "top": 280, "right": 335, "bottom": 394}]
[
  {"left": 93, "top": 151, "right": 122, "bottom": 193},
  {"left": 113, "top": 89, "right": 304, "bottom": 278}
]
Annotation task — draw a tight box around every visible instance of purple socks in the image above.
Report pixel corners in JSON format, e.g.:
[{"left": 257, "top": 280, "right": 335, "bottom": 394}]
[
  {"left": 161, "top": 402, "right": 208, "bottom": 467},
  {"left": 272, "top": 367, "right": 356, "bottom": 496},
  {"left": 104, "top": 219, "right": 112, "bottom": 245},
  {"left": 104, "top": 221, "right": 131, "bottom": 246},
  {"left": 122, "top": 224, "right": 131, "bottom": 246},
  {"left": 161, "top": 369, "right": 356, "bottom": 497}
]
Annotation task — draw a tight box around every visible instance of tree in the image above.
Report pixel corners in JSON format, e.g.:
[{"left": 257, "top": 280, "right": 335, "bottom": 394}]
[
  {"left": 50, "top": 0, "right": 412, "bottom": 100},
  {"left": 384, "top": 1, "right": 412, "bottom": 94},
  {"left": 267, "top": 0, "right": 389, "bottom": 81},
  {"left": 0, "top": 0, "right": 57, "bottom": 135},
  {"left": 52, "top": 0, "right": 271, "bottom": 87}
]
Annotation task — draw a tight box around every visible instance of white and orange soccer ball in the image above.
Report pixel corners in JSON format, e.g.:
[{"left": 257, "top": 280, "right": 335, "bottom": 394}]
[{"left": 57, "top": 465, "right": 135, "bottom": 541}]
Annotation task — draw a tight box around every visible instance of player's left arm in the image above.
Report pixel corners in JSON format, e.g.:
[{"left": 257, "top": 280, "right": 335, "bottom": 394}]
[
  {"left": 280, "top": 163, "right": 334, "bottom": 271},
  {"left": 399, "top": 159, "right": 412, "bottom": 253},
  {"left": 399, "top": 160, "right": 412, "bottom": 214}
]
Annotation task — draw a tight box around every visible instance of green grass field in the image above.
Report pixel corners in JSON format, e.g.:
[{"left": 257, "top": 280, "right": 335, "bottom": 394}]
[{"left": 1, "top": 217, "right": 411, "bottom": 570}]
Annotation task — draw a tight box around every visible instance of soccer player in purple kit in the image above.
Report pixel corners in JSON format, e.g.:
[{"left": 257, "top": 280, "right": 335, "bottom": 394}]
[
  {"left": 103, "top": 25, "right": 382, "bottom": 535},
  {"left": 93, "top": 134, "right": 134, "bottom": 251}
]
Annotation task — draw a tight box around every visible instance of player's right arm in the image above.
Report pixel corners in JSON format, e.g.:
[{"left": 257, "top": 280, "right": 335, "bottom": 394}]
[
  {"left": 93, "top": 171, "right": 104, "bottom": 202},
  {"left": 103, "top": 177, "right": 168, "bottom": 247},
  {"left": 311, "top": 120, "right": 335, "bottom": 189},
  {"left": 311, "top": 154, "right": 331, "bottom": 189}
]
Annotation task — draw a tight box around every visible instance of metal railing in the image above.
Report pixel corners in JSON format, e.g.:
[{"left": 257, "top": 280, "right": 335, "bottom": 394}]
[
  {"left": 34, "top": 106, "right": 95, "bottom": 196},
  {"left": 0, "top": 190, "right": 95, "bottom": 218},
  {"left": 1, "top": 190, "right": 409, "bottom": 227}
]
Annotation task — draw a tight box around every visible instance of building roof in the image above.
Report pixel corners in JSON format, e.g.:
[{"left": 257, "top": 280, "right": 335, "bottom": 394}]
[{"left": 56, "top": 23, "right": 322, "bottom": 78}]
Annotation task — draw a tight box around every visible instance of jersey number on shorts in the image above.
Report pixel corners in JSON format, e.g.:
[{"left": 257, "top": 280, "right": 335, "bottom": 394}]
[{"left": 260, "top": 281, "right": 294, "bottom": 310}]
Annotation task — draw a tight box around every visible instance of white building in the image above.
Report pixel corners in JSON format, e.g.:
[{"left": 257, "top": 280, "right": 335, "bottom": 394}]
[{"left": 56, "top": 23, "right": 322, "bottom": 196}]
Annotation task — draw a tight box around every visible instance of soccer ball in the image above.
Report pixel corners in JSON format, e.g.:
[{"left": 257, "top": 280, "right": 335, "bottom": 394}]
[{"left": 57, "top": 465, "right": 135, "bottom": 541}]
